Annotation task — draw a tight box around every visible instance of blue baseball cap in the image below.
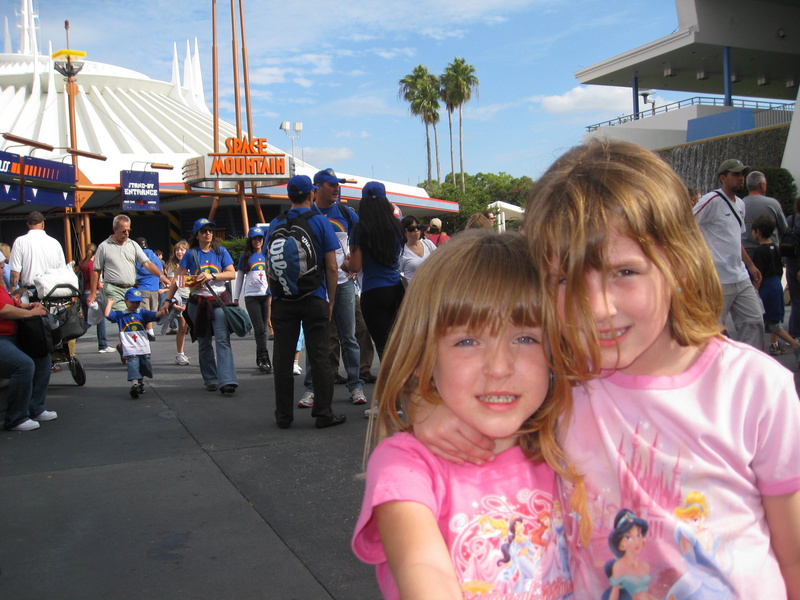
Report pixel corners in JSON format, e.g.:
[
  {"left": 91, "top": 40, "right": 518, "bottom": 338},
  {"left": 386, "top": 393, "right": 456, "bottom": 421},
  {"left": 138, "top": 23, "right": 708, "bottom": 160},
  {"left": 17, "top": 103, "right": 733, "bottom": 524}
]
[
  {"left": 362, "top": 181, "right": 386, "bottom": 199},
  {"left": 248, "top": 226, "right": 265, "bottom": 238},
  {"left": 125, "top": 288, "right": 144, "bottom": 302},
  {"left": 287, "top": 175, "right": 318, "bottom": 196},
  {"left": 193, "top": 218, "right": 216, "bottom": 236},
  {"left": 313, "top": 168, "right": 346, "bottom": 185}
]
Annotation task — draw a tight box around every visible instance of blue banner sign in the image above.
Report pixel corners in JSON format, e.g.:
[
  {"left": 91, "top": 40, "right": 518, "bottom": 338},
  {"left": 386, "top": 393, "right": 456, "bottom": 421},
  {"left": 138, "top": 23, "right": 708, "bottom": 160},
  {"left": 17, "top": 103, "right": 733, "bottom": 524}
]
[
  {"left": 0, "top": 150, "right": 76, "bottom": 207},
  {"left": 121, "top": 170, "right": 160, "bottom": 211}
]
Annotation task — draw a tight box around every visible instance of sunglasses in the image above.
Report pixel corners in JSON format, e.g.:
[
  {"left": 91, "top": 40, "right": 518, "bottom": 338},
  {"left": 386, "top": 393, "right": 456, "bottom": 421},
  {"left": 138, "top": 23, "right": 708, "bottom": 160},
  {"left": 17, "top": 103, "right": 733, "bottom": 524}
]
[
  {"left": 405, "top": 226, "right": 422, "bottom": 232},
  {"left": 199, "top": 229, "right": 214, "bottom": 235}
]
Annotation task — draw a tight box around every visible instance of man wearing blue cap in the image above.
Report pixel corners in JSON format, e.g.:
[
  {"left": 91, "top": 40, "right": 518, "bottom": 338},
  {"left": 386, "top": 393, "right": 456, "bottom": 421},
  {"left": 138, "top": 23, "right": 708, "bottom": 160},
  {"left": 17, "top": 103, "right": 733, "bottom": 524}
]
[
  {"left": 297, "top": 168, "right": 367, "bottom": 409},
  {"left": 267, "top": 175, "right": 346, "bottom": 429}
]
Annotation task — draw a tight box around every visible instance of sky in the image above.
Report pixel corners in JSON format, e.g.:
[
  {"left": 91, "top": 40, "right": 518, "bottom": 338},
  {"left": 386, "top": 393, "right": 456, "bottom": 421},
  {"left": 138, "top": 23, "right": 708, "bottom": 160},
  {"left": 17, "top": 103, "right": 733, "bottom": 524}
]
[{"left": 2, "top": 0, "right": 687, "bottom": 187}]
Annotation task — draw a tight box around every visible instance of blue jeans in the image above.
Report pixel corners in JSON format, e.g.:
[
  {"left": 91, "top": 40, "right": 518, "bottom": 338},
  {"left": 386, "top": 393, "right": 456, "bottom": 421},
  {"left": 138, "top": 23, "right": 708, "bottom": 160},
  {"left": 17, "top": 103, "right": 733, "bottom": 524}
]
[
  {"left": 0, "top": 335, "right": 52, "bottom": 429},
  {"left": 127, "top": 354, "right": 153, "bottom": 381},
  {"left": 305, "top": 279, "right": 362, "bottom": 392},
  {"left": 187, "top": 302, "right": 238, "bottom": 388}
]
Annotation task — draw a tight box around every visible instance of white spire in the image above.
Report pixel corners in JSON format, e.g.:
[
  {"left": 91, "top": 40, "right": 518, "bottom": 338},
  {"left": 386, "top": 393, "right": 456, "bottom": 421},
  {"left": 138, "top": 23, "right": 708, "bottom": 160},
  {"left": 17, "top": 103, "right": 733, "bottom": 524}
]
[
  {"left": 182, "top": 39, "right": 194, "bottom": 96},
  {"left": 192, "top": 37, "right": 206, "bottom": 108},
  {"left": 4, "top": 17, "right": 11, "bottom": 54},
  {"left": 18, "top": 0, "right": 39, "bottom": 56},
  {"left": 168, "top": 42, "right": 184, "bottom": 102}
]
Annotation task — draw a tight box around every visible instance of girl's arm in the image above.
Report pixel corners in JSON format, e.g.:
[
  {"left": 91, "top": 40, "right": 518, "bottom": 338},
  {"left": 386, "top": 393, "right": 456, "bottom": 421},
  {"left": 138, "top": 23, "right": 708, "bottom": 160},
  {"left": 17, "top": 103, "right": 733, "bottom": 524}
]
[
  {"left": 412, "top": 403, "right": 497, "bottom": 465},
  {"left": 375, "top": 500, "right": 462, "bottom": 600},
  {"left": 349, "top": 246, "right": 362, "bottom": 274},
  {"left": 763, "top": 491, "right": 800, "bottom": 599}
]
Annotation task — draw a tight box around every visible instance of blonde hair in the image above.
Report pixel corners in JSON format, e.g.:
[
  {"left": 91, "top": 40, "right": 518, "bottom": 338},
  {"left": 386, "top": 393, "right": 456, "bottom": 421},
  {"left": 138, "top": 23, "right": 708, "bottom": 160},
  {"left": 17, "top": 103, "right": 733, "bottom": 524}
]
[
  {"left": 166, "top": 239, "right": 189, "bottom": 274},
  {"left": 369, "top": 229, "right": 592, "bottom": 544},
  {"left": 673, "top": 491, "right": 709, "bottom": 520},
  {"left": 524, "top": 140, "right": 723, "bottom": 379}
]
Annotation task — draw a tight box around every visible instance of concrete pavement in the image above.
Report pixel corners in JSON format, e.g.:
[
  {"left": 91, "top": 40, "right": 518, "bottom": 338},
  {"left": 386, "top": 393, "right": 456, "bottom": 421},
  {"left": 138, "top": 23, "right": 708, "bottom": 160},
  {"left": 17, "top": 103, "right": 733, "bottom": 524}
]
[{"left": 0, "top": 327, "right": 381, "bottom": 600}]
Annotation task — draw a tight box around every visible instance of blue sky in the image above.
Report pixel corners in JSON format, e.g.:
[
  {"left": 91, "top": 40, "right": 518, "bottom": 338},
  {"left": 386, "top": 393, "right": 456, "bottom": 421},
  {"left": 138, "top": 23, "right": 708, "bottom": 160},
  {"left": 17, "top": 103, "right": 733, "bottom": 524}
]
[{"left": 3, "top": 0, "right": 685, "bottom": 187}]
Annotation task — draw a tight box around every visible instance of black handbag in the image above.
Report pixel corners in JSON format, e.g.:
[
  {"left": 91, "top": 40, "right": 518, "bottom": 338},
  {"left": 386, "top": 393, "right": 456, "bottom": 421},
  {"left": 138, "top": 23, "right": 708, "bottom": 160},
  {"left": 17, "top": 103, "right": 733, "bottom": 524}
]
[
  {"left": 16, "top": 313, "right": 62, "bottom": 358},
  {"left": 54, "top": 301, "right": 88, "bottom": 341}
]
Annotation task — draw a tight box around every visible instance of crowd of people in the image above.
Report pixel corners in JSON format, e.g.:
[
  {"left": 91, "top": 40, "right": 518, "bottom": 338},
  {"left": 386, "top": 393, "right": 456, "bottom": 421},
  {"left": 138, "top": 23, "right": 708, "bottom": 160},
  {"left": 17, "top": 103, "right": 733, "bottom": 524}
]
[{"left": 3, "top": 144, "right": 800, "bottom": 598}]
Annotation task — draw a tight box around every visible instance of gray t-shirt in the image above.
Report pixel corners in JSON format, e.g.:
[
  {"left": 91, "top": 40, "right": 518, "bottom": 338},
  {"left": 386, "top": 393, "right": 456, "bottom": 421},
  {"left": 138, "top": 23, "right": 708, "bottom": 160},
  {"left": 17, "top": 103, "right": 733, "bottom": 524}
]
[
  {"left": 94, "top": 236, "right": 150, "bottom": 286},
  {"left": 742, "top": 194, "right": 787, "bottom": 251}
]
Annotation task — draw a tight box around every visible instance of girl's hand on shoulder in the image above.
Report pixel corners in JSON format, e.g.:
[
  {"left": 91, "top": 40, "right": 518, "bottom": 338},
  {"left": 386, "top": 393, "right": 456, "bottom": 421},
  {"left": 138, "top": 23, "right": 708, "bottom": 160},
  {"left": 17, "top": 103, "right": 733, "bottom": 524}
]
[{"left": 412, "top": 403, "right": 496, "bottom": 465}]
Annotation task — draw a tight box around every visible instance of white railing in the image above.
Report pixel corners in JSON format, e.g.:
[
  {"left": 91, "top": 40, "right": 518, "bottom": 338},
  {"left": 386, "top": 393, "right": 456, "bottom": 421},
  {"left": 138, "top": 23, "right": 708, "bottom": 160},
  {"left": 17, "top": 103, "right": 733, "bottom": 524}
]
[{"left": 586, "top": 97, "right": 795, "bottom": 131}]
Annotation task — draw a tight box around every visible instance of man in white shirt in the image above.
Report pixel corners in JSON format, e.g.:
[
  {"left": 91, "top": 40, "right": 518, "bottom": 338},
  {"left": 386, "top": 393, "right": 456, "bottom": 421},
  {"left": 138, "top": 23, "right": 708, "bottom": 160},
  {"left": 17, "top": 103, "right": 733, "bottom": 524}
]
[
  {"left": 8, "top": 211, "right": 66, "bottom": 296},
  {"left": 693, "top": 159, "right": 764, "bottom": 349}
]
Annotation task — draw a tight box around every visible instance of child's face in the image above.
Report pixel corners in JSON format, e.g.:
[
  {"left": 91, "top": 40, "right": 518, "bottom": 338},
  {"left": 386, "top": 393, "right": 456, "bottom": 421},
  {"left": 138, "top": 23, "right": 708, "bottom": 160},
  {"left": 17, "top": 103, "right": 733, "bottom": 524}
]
[
  {"left": 125, "top": 300, "right": 141, "bottom": 312},
  {"left": 433, "top": 324, "right": 550, "bottom": 453},
  {"left": 558, "top": 233, "right": 673, "bottom": 375},
  {"left": 175, "top": 246, "right": 186, "bottom": 260}
]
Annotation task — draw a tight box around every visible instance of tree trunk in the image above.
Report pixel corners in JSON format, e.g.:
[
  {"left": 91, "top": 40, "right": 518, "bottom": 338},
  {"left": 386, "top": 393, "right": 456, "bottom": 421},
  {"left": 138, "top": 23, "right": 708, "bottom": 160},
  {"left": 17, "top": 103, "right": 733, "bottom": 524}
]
[
  {"left": 448, "top": 111, "right": 455, "bottom": 185},
  {"left": 433, "top": 122, "right": 441, "bottom": 184},
  {"left": 458, "top": 104, "right": 465, "bottom": 191},
  {"left": 425, "top": 121, "right": 432, "bottom": 185}
]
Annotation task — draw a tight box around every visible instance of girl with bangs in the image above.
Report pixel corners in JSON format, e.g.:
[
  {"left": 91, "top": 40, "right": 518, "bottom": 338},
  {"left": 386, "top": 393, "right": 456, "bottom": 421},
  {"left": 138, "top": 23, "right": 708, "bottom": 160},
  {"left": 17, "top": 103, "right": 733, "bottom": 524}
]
[
  {"left": 416, "top": 140, "right": 800, "bottom": 599},
  {"left": 352, "top": 229, "right": 591, "bottom": 600}
]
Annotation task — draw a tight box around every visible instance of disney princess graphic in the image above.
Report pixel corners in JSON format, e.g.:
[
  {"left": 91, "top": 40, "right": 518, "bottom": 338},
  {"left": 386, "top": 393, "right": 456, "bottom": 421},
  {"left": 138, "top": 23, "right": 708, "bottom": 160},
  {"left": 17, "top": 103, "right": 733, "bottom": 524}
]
[
  {"left": 665, "top": 491, "right": 733, "bottom": 600},
  {"left": 601, "top": 509, "right": 657, "bottom": 600}
]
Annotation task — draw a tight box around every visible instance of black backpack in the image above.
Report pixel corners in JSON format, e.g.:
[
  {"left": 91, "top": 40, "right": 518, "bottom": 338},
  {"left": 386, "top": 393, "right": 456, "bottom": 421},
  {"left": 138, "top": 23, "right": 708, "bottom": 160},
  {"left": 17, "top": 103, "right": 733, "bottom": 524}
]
[
  {"left": 780, "top": 214, "right": 799, "bottom": 258},
  {"left": 267, "top": 211, "right": 321, "bottom": 300}
]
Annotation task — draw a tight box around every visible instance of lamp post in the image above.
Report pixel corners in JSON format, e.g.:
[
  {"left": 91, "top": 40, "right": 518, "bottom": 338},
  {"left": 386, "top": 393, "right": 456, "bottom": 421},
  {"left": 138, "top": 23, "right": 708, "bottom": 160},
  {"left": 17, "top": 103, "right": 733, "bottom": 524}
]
[{"left": 279, "top": 121, "right": 302, "bottom": 159}]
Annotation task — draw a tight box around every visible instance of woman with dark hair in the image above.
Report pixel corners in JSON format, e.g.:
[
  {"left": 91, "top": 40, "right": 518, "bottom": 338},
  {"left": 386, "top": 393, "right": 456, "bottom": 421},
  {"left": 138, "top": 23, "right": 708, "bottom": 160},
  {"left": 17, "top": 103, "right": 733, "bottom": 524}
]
[
  {"left": 399, "top": 214, "right": 436, "bottom": 282},
  {"left": 602, "top": 509, "right": 656, "bottom": 600},
  {"left": 349, "top": 182, "right": 405, "bottom": 359},
  {"left": 163, "top": 218, "right": 238, "bottom": 394},
  {"left": 233, "top": 226, "right": 272, "bottom": 373},
  {"left": 785, "top": 197, "right": 800, "bottom": 339}
]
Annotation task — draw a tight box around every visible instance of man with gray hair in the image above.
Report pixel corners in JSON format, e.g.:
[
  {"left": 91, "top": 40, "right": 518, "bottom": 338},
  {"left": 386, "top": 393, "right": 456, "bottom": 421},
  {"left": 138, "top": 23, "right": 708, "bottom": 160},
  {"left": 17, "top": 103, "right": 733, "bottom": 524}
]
[
  {"left": 86, "top": 215, "right": 164, "bottom": 312},
  {"left": 742, "top": 170, "right": 787, "bottom": 258}
]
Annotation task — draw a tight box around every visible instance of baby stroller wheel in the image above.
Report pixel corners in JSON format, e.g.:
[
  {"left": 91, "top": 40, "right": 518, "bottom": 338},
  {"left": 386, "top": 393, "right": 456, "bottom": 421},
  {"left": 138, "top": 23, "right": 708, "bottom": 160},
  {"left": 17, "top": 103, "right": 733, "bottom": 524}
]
[{"left": 69, "top": 356, "right": 86, "bottom": 386}]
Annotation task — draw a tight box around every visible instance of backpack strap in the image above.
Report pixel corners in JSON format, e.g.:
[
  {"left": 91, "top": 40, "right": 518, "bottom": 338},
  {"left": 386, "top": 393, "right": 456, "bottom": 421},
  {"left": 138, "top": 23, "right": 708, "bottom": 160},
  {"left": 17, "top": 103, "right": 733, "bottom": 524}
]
[{"left": 713, "top": 191, "right": 743, "bottom": 227}]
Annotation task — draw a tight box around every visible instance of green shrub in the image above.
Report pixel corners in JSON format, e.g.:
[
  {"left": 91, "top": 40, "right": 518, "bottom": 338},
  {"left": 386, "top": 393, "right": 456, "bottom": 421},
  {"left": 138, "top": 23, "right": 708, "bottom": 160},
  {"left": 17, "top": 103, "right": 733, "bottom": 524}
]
[{"left": 219, "top": 237, "right": 247, "bottom": 265}]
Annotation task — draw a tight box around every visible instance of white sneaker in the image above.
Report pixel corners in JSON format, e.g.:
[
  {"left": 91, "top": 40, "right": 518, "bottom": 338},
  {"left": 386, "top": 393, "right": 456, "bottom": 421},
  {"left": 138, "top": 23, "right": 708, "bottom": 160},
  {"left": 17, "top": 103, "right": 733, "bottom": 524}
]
[
  {"left": 175, "top": 353, "right": 190, "bottom": 366},
  {"left": 293, "top": 362, "right": 303, "bottom": 375},
  {"left": 98, "top": 347, "right": 116, "bottom": 353},
  {"left": 297, "top": 391, "right": 314, "bottom": 408},
  {"left": 350, "top": 387, "right": 367, "bottom": 405},
  {"left": 10, "top": 419, "right": 40, "bottom": 431},
  {"left": 33, "top": 410, "right": 58, "bottom": 422}
]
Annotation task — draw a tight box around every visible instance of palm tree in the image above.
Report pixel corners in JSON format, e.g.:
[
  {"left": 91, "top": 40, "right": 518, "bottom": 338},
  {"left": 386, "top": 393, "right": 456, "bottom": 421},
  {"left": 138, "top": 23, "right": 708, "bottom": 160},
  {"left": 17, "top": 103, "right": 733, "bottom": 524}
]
[
  {"left": 399, "top": 65, "right": 441, "bottom": 185},
  {"left": 441, "top": 58, "right": 478, "bottom": 191}
]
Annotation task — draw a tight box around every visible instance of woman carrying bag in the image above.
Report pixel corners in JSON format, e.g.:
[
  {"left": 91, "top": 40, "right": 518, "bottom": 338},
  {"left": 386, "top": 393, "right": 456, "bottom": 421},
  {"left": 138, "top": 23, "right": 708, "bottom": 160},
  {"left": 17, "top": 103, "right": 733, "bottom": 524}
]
[
  {"left": 162, "top": 219, "right": 238, "bottom": 395},
  {"left": 233, "top": 226, "right": 271, "bottom": 373}
]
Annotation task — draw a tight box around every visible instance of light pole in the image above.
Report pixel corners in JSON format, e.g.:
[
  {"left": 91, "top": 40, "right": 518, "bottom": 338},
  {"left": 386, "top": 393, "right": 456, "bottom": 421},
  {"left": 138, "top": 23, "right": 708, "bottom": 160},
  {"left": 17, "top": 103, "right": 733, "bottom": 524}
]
[{"left": 279, "top": 121, "right": 302, "bottom": 159}]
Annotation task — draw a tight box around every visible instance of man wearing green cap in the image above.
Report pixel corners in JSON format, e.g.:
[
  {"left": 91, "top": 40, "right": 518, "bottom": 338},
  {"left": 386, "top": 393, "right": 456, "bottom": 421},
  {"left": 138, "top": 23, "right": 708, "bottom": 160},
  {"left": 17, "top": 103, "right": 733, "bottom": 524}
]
[{"left": 694, "top": 158, "right": 765, "bottom": 350}]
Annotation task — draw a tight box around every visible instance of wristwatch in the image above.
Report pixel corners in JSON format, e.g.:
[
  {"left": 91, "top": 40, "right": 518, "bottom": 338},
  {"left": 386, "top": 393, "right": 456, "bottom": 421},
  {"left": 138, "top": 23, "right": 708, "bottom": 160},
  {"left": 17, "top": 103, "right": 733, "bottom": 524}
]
[{"left": 211, "top": 272, "right": 217, "bottom": 280}]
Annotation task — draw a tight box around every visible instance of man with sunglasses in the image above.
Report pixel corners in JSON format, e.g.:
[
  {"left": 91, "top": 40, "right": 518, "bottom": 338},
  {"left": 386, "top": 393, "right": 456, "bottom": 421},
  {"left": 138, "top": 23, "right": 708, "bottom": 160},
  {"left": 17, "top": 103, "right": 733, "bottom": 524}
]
[
  {"left": 87, "top": 215, "right": 165, "bottom": 314},
  {"left": 297, "top": 168, "right": 368, "bottom": 409}
]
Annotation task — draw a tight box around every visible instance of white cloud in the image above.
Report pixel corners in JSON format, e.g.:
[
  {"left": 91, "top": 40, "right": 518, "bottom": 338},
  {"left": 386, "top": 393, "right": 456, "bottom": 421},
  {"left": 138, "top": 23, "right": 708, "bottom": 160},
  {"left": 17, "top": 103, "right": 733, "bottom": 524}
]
[
  {"left": 326, "top": 94, "right": 405, "bottom": 117},
  {"left": 335, "top": 130, "right": 371, "bottom": 138},
  {"left": 537, "top": 86, "right": 631, "bottom": 115},
  {"left": 293, "top": 78, "right": 314, "bottom": 88},
  {"left": 302, "top": 147, "right": 355, "bottom": 164}
]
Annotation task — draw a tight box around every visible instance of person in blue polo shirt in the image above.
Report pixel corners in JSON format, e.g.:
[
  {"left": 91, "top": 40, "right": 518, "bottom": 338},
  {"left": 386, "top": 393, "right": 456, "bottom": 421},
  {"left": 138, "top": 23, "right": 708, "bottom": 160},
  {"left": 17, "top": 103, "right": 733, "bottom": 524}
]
[{"left": 267, "top": 175, "right": 346, "bottom": 430}]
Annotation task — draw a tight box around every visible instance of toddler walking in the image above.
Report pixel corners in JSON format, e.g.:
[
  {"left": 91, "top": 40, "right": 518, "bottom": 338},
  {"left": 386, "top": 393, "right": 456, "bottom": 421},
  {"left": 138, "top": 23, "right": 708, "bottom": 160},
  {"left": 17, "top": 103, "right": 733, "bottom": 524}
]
[{"left": 105, "top": 288, "right": 168, "bottom": 398}]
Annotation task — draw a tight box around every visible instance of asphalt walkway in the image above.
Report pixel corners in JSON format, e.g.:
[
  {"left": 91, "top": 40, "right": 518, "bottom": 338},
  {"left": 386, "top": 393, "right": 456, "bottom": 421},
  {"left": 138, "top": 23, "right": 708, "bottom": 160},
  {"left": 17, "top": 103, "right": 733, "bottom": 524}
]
[{"left": 1, "top": 327, "right": 381, "bottom": 600}]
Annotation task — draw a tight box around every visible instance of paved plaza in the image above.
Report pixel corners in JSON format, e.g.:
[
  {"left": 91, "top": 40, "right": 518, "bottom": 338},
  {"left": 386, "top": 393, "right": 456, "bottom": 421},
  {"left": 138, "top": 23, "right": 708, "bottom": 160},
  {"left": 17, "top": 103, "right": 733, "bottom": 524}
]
[{"left": 1, "top": 328, "right": 381, "bottom": 600}]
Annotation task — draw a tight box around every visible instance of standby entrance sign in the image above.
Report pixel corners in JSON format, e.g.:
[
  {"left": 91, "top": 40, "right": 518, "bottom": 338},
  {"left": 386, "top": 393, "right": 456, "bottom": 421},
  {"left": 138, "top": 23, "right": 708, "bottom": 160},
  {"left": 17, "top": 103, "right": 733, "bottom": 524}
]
[{"left": 121, "top": 170, "right": 160, "bottom": 211}]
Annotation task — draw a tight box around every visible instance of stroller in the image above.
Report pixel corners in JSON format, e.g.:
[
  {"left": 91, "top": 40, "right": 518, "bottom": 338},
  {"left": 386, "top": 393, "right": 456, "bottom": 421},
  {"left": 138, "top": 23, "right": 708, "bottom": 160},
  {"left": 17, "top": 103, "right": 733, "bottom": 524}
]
[{"left": 37, "top": 282, "right": 88, "bottom": 386}]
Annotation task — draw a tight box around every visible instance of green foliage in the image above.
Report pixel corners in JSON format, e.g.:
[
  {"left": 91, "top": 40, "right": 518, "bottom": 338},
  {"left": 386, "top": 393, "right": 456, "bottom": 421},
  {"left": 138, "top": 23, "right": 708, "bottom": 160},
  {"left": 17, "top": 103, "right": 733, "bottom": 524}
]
[
  {"left": 420, "top": 171, "right": 534, "bottom": 232},
  {"left": 219, "top": 237, "right": 247, "bottom": 265},
  {"left": 752, "top": 166, "right": 799, "bottom": 215}
]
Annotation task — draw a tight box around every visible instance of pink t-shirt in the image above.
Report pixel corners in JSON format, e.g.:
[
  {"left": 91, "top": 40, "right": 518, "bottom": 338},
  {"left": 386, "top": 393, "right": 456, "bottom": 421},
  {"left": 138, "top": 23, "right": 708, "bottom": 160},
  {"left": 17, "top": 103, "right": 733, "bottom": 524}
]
[
  {"left": 560, "top": 337, "right": 800, "bottom": 599},
  {"left": 353, "top": 432, "right": 573, "bottom": 600}
]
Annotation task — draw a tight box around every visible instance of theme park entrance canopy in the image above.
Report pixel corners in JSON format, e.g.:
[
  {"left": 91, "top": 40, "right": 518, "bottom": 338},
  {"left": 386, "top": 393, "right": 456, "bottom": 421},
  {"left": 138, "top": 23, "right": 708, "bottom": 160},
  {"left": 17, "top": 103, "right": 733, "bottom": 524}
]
[{"left": 182, "top": 136, "right": 294, "bottom": 189}]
